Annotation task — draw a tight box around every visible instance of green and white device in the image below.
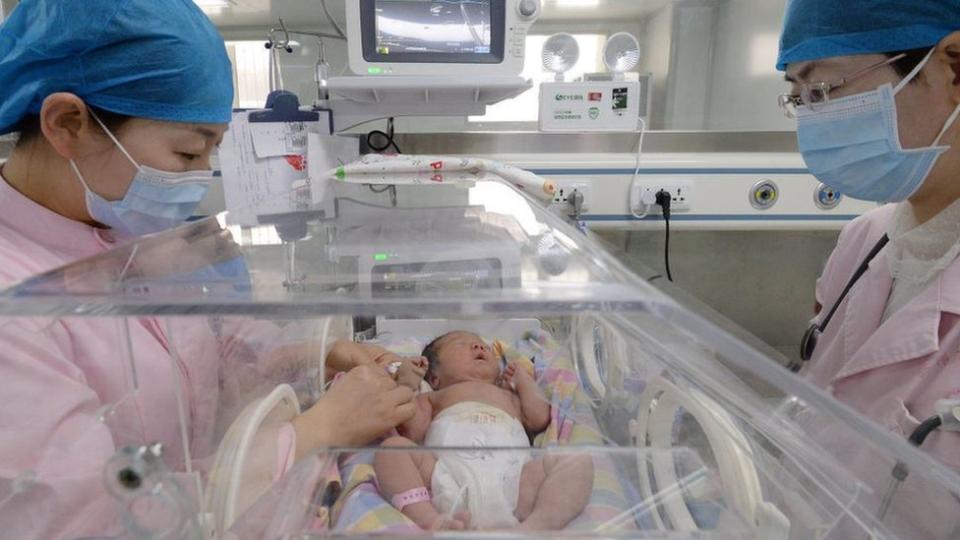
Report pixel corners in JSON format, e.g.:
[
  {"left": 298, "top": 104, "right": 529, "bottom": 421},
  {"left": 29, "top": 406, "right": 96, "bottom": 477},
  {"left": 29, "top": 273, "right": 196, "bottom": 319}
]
[{"left": 539, "top": 32, "right": 651, "bottom": 133}]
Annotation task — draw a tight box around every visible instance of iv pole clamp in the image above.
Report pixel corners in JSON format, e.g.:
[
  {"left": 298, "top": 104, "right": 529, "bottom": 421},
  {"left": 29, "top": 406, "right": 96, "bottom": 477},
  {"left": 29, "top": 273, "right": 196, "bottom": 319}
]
[{"left": 264, "top": 15, "right": 343, "bottom": 98}]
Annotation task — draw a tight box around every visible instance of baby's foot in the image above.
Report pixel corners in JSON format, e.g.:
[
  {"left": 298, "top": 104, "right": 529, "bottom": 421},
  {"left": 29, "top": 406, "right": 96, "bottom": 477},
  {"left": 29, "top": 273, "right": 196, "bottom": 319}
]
[
  {"left": 404, "top": 502, "right": 470, "bottom": 531},
  {"left": 428, "top": 511, "right": 471, "bottom": 531}
]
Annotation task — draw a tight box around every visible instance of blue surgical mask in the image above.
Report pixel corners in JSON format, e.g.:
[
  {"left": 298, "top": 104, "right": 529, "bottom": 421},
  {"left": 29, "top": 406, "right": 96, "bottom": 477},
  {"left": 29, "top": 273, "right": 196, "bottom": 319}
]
[
  {"left": 70, "top": 112, "right": 214, "bottom": 237},
  {"left": 796, "top": 48, "right": 960, "bottom": 203}
]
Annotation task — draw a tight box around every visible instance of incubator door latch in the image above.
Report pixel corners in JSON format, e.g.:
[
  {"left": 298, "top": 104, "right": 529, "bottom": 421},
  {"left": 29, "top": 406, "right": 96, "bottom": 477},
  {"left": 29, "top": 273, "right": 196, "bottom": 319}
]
[{"left": 105, "top": 444, "right": 204, "bottom": 539}]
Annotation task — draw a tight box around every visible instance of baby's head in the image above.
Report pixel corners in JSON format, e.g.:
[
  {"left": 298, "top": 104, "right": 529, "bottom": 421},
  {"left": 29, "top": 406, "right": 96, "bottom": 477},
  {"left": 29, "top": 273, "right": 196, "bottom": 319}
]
[{"left": 422, "top": 331, "right": 501, "bottom": 389}]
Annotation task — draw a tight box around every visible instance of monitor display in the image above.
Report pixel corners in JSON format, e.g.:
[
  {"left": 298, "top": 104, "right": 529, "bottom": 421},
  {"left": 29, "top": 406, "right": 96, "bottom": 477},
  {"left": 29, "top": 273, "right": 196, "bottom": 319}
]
[
  {"left": 361, "top": 0, "right": 505, "bottom": 65},
  {"left": 376, "top": 0, "right": 492, "bottom": 55}
]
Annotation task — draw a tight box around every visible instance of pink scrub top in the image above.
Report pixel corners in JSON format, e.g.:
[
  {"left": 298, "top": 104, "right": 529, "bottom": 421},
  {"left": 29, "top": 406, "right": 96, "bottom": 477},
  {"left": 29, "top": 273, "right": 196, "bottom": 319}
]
[
  {"left": 0, "top": 172, "right": 297, "bottom": 538},
  {"left": 803, "top": 205, "right": 960, "bottom": 538}
]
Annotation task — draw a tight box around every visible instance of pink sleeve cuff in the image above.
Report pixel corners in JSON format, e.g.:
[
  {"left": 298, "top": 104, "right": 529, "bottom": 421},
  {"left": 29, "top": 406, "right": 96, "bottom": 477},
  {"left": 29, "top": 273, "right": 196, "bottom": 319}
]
[{"left": 274, "top": 422, "right": 298, "bottom": 481}]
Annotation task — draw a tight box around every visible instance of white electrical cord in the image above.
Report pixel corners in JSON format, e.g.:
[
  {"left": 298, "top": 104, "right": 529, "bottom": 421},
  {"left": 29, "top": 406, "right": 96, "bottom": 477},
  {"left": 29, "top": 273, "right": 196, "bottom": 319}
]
[
  {"left": 320, "top": 0, "right": 347, "bottom": 40},
  {"left": 630, "top": 118, "right": 652, "bottom": 219},
  {"left": 632, "top": 117, "right": 647, "bottom": 182}
]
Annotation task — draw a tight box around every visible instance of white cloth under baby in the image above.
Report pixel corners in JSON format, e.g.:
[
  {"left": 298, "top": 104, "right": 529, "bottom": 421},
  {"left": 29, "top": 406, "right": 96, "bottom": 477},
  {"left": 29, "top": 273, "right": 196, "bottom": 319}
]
[{"left": 425, "top": 401, "right": 531, "bottom": 530}]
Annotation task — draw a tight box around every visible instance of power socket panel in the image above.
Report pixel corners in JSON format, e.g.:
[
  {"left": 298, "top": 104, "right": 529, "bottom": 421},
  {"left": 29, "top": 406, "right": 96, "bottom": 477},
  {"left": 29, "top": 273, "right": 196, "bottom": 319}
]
[
  {"left": 631, "top": 180, "right": 693, "bottom": 212},
  {"left": 552, "top": 181, "right": 593, "bottom": 212}
]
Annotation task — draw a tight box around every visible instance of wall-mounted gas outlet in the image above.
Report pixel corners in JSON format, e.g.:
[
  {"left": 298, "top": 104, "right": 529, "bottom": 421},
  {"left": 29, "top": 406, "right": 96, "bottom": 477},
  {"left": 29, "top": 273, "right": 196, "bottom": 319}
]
[
  {"left": 750, "top": 180, "right": 779, "bottom": 210},
  {"left": 630, "top": 179, "right": 693, "bottom": 213}
]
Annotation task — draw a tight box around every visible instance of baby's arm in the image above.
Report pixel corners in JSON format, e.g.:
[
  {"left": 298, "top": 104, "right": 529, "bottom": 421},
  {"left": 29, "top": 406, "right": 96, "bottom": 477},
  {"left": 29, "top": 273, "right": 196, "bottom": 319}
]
[
  {"left": 397, "top": 392, "right": 434, "bottom": 443},
  {"left": 503, "top": 362, "right": 550, "bottom": 433}
]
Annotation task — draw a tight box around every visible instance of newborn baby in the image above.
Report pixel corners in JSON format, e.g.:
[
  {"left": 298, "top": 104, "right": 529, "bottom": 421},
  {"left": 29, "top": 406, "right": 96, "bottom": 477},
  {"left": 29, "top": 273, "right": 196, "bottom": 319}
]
[{"left": 374, "top": 331, "right": 593, "bottom": 531}]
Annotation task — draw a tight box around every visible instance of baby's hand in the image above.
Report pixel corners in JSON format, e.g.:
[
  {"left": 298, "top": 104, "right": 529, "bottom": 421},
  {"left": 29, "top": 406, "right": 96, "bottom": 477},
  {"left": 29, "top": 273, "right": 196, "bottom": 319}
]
[
  {"left": 500, "top": 361, "right": 533, "bottom": 392},
  {"left": 395, "top": 356, "right": 428, "bottom": 391}
]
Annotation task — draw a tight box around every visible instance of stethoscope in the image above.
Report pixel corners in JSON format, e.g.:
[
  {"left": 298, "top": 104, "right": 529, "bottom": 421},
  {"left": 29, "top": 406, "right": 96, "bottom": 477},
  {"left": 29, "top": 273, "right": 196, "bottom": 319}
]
[{"left": 796, "top": 234, "right": 890, "bottom": 369}]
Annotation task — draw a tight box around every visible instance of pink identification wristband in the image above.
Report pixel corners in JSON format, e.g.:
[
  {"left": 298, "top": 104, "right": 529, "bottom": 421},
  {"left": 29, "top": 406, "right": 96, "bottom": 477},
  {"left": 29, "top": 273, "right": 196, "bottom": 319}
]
[{"left": 391, "top": 487, "right": 431, "bottom": 511}]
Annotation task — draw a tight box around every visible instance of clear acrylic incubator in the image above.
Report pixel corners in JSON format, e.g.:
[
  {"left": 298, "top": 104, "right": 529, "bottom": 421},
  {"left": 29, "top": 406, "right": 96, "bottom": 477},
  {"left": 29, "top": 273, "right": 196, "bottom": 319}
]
[{"left": 1, "top": 176, "right": 959, "bottom": 540}]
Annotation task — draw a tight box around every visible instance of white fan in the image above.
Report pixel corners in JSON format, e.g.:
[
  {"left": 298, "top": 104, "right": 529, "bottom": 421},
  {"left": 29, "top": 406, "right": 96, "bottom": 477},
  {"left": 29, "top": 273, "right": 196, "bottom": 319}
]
[
  {"left": 603, "top": 32, "right": 641, "bottom": 80},
  {"left": 542, "top": 33, "right": 580, "bottom": 82}
]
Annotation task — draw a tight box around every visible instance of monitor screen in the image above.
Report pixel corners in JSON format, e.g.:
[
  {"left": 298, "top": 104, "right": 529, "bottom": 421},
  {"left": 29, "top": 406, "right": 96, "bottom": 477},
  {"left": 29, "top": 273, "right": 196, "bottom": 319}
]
[
  {"left": 376, "top": 0, "right": 492, "bottom": 55},
  {"left": 361, "top": 0, "right": 505, "bottom": 65}
]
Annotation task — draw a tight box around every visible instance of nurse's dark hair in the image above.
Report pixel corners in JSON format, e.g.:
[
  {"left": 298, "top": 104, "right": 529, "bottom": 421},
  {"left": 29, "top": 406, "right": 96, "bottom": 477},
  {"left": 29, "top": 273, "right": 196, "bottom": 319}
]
[
  {"left": 886, "top": 47, "right": 939, "bottom": 83},
  {"left": 13, "top": 107, "right": 132, "bottom": 147}
]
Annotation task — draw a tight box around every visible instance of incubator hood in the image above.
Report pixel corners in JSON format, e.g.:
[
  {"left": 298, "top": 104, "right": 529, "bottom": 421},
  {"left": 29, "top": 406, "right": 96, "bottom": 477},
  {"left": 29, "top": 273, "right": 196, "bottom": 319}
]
[
  {"left": 1, "top": 181, "right": 649, "bottom": 315},
  {"left": 1, "top": 178, "right": 959, "bottom": 539}
]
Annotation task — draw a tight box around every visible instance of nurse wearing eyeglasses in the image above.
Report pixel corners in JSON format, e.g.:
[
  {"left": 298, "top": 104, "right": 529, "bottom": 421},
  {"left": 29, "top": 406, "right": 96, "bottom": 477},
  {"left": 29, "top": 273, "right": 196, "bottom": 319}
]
[{"left": 779, "top": 1, "right": 960, "bottom": 537}]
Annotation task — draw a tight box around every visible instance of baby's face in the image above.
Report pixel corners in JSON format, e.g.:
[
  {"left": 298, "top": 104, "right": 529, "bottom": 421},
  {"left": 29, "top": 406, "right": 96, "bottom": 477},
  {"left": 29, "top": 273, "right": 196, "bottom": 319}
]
[{"left": 429, "top": 332, "right": 501, "bottom": 388}]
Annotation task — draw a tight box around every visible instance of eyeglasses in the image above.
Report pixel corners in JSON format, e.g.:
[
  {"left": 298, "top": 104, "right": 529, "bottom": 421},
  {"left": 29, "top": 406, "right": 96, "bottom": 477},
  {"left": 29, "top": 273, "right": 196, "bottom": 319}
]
[{"left": 778, "top": 53, "right": 907, "bottom": 119}]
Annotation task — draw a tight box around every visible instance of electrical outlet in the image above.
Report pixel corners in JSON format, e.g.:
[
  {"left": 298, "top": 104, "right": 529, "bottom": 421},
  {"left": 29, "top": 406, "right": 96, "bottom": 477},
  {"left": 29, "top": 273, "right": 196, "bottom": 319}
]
[
  {"left": 630, "top": 180, "right": 693, "bottom": 212},
  {"left": 551, "top": 181, "right": 593, "bottom": 212}
]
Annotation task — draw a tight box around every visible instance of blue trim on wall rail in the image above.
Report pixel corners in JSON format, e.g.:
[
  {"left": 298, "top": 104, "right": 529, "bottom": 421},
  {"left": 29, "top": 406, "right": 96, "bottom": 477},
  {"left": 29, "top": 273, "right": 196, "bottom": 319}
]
[
  {"left": 583, "top": 214, "right": 858, "bottom": 222},
  {"left": 528, "top": 167, "right": 810, "bottom": 176}
]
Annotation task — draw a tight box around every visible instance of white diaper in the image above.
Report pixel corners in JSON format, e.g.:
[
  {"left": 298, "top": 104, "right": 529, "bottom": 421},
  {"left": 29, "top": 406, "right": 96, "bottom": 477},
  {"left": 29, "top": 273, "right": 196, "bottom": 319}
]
[{"left": 425, "top": 401, "right": 531, "bottom": 529}]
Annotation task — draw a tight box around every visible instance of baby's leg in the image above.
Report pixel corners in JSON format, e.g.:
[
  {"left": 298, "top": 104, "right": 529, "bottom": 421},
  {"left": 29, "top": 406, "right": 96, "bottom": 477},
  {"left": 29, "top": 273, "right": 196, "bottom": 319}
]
[
  {"left": 514, "top": 454, "right": 595, "bottom": 531},
  {"left": 374, "top": 436, "right": 467, "bottom": 530}
]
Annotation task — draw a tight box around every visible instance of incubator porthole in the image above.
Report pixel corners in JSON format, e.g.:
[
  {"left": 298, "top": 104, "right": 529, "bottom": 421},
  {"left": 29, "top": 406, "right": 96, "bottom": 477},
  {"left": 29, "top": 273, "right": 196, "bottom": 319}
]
[
  {"left": 573, "top": 315, "right": 611, "bottom": 404},
  {"left": 673, "top": 410, "right": 725, "bottom": 529},
  {"left": 592, "top": 324, "right": 607, "bottom": 382},
  {"left": 118, "top": 468, "right": 142, "bottom": 490}
]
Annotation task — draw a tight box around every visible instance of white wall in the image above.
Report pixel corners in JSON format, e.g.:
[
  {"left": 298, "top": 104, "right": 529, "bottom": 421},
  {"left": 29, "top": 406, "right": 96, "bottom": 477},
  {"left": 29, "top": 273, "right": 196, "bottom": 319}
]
[
  {"left": 638, "top": 4, "right": 673, "bottom": 130},
  {"left": 704, "top": 0, "right": 794, "bottom": 131},
  {"left": 663, "top": 1, "right": 718, "bottom": 130}
]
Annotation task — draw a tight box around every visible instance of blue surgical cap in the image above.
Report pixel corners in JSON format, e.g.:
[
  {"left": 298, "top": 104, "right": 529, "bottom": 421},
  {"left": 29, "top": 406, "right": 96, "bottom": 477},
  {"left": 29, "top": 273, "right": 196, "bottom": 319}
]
[
  {"left": 0, "top": 0, "right": 234, "bottom": 135},
  {"left": 777, "top": 0, "right": 960, "bottom": 71}
]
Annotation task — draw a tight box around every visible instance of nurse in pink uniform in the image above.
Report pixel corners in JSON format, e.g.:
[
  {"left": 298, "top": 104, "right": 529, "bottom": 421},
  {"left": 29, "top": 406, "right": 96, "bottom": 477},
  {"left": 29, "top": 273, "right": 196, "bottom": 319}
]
[
  {"left": 0, "top": 1, "right": 417, "bottom": 537},
  {"left": 779, "top": 1, "right": 960, "bottom": 537}
]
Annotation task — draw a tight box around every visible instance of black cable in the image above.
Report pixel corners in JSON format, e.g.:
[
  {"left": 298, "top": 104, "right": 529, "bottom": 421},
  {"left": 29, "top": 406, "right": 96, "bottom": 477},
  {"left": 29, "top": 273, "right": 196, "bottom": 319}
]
[
  {"left": 908, "top": 415, "right": 943, "bottom": 447},
  {"left": 881, "top": 413, "right": 944, "bottom": 519},
  {"left": 664, "top": 214, "right": 673, "bottom": 282},
  {"left": 367, "top": 184, "right": 398, "bottom": 207},
  {"left": 366, "top": 117, "right": 402, "bottom": 154},
  {"left": 655, "top": 190, "right": 674, "bottom": 282},
  {"left": 888, "top": 414, "right": 943, "bottom": 481},
  {"left": 892, "top": 414, "right": 944, "bottom": 479}
]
